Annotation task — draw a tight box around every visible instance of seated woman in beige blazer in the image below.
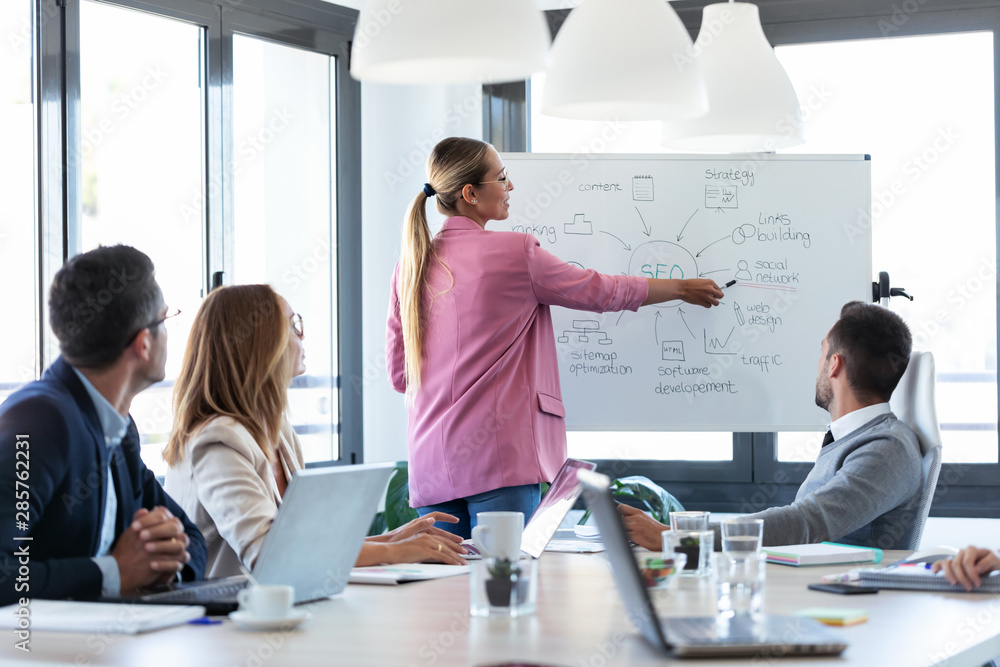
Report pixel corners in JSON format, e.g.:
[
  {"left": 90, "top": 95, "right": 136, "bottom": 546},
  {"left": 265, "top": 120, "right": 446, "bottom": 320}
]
[{"left": 163, "top": 284, "right": 466, "bottom": 579}]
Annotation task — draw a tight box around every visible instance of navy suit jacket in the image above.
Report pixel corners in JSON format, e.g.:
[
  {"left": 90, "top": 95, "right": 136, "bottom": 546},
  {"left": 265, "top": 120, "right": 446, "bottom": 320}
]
[{"left": 0, "top": 357, "right": 206, "bottom": 605}]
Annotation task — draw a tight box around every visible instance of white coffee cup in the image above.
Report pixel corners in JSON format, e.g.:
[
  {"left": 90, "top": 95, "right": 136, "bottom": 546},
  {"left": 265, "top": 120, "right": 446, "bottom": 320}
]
[
  {"left": 236, "top": 584, "right": 294, "bottom": 619},
  {"left": 472, "top": 511, "right": 524, "bottom": 560}
]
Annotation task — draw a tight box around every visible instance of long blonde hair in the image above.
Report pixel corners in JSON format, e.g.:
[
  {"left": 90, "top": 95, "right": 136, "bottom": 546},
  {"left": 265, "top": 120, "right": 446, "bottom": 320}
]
[
  {"left": 398, "top": 137, "right": 495, "bottom": 391},
  {"left": 164, "top": 284, "right": 293, "bottom": 465}
]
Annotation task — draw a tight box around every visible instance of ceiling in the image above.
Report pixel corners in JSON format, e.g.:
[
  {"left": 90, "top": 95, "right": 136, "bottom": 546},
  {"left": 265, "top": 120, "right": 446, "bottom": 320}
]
[{"left": 321, "top": 0, "right": 582, "bottom": 9}]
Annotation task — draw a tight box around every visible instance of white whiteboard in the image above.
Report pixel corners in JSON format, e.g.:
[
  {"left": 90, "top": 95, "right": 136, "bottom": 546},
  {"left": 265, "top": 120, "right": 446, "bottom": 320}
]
[{"left": 495, "top": 153, "right": 872, "bottom": 431}]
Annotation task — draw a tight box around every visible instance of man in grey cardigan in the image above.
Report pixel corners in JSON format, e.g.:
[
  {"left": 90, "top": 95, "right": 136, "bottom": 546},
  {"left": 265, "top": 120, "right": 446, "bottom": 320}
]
[{"left": 621, "top": 301, "right": 922, "bottom": 550}]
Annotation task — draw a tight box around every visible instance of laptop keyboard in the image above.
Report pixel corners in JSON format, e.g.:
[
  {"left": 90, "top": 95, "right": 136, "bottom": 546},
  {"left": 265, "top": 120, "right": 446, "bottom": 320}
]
[
  {"left": 143, "top": 580, "right": 247, "bottom": 603},
  {"left": 666, "top": 618, "right": 722, "bottom": 642}
]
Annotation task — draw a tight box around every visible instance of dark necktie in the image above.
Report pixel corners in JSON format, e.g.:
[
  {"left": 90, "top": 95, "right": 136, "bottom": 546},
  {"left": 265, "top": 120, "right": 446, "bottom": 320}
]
[{"left": 821, "top": 430, "right": 835, "bottom": 447}]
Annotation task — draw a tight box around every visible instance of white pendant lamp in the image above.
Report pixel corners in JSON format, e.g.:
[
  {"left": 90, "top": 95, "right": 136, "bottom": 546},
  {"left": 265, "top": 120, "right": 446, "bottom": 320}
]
[
  {"left": 541, "top": 0, "right": 708, "bottom": 121},
  {"left": 350, "top": 0, "right": 550, "bottom": 85},
  {"left": 662, "top": 2, "right": 804, "bottom": 152}
]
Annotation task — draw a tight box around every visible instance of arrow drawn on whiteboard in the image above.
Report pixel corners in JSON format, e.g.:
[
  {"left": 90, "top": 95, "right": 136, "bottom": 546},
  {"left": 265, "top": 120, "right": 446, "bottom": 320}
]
[
  {"left": 676, "top": 209, "right": 697, "bottom": 242},
  {"left": 699, "top": 268, "right": 729, "bottom": 277},
  {"left": 600, "top": 231, "right": 631, "bottom": 251},
  {"left": 635, "top": 207, "right": 651, "bottom": 237},
  {"left": 616, "top": 311, "right": 626, "bottom": 327},
  {"left": 654, "top": 311, "right": 662, "bottom": 346},
  {"left": 677, "top": 307, "right": 695, "bottom": 339},
  {"left": 696, "top": 235, "right": 729, "bottom": 257}
]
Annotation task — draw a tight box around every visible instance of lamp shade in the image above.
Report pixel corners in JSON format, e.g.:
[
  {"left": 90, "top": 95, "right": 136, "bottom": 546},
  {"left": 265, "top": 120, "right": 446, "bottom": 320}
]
[
  {"left": 662, "top": 3, "right": 804, "bottom": 152},
  {"left": 350, "top": 0, "right": 550, "bottom": 84},
  {"left": 541, "top": 0, "right": 708, "bottom": 121}
]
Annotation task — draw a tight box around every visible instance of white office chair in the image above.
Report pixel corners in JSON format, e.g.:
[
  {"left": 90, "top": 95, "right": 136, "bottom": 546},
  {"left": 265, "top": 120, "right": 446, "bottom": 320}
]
[{"left": 888, "top": 350, "right": 943, "bottom": 551}]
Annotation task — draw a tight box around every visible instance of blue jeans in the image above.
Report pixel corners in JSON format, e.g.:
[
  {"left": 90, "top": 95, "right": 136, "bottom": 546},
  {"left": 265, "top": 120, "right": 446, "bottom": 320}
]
[{"left": 417, "top": 484, "right": 541, "bottom": 539}]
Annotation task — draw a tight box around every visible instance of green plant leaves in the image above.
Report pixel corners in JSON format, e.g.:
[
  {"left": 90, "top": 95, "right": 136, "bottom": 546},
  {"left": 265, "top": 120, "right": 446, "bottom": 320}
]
[
  {"left": 609, "top": 476, "right": 685, "bottom": 524},
  {"left": 368, "top": 461, "right": 419, "bottom": 536},
  {"left": 578, "top": 475, "right": 685, "bottom": 525}
]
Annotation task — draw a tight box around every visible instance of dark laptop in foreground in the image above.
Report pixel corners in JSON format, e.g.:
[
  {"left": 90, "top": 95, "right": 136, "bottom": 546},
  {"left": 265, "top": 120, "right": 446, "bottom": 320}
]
[
  {"left": 108, "top": 463, "right": 394, "bottom": 615},
  {"left": 463, "top": 458, "right": 597, "bottom": 560},
  {"left": 577, "top": 469, "right": 848, "bottom": 658}
]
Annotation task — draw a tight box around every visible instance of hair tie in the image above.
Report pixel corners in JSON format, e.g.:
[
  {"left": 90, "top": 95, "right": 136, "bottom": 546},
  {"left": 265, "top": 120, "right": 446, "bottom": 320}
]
[{"left": 423, "top": 183, "right": 436, "bottom": 197}]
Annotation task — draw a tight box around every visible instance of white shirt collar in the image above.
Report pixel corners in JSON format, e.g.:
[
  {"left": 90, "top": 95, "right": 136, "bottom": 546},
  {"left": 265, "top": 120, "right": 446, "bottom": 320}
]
[
  {"left": 71, "top": 366, "right": 130, "bottom": 449},
  {"left": 829, "top": 402, "right": 891, "bottom": 442}
]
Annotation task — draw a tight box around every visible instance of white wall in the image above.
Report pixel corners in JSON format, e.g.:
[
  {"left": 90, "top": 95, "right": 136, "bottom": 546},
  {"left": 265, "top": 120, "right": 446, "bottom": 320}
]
[{"left": 360, "top": 82, "right": 483, "bottom": 463}]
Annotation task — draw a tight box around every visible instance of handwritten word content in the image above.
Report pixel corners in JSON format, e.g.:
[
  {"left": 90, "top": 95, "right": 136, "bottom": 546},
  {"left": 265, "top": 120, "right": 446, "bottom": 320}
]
[{"left": 579, "top": 182, "right": 622, "bottom": 192}]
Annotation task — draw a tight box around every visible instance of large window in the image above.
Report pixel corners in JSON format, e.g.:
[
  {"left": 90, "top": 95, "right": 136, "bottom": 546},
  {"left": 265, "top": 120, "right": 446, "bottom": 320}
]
[
  {"left": 80, "top": 0, "right": 205, "bottom": 475},
  {"left": 233, "top": 35, "right": 339, "bottom": 463},
  {"left": 0, "top": 1, "right": 38, "bottom": 402},
  {"left": 774, "top": 33, "right": 997, "bottom": 465},
  {"left": 527, "top": 2, "right": 1000, "bottom": 513},
  {"left": 12, "top": 0, "right": 359, "bottom": 472}
]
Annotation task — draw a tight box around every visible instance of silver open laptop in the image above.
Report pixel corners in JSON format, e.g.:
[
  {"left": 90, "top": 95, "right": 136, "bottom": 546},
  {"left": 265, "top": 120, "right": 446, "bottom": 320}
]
[
  {"left": 463, "top": 458, "right": 596, "bottom": 560},
  {"left": 578, "top": 469, "right": 848, "bottom": 658},
  {"left": 117, "top": 463, "right": 394, "bottom": 614}
]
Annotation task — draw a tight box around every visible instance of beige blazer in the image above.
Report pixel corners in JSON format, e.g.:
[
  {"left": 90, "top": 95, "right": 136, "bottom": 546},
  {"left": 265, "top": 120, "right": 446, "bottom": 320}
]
[{"left": 164, "top": 415, "right": 305, "bottom": 579}]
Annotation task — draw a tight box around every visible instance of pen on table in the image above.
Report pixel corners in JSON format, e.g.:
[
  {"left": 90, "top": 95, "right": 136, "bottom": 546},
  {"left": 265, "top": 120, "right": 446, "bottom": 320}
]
[
  {"left": 721, "top": 280, "right": 737, "bottom": 289},
  {"left": 897, "top": 562, "right": 933, "bottom": 569},
  {"left": 188, "top": 617, "right": 222, "bottom": 625},
  {"left": 821, "top": 571, "right": 861, "bottom": 583}
]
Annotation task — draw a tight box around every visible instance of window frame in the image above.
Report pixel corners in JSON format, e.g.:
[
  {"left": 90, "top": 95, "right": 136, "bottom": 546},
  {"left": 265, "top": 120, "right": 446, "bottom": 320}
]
[
  {"left": 519, "top": 0, "right": 1000, "bottom": 517},
  {"left": 35, "top": 0, "right": 362, "bottom": 466}
]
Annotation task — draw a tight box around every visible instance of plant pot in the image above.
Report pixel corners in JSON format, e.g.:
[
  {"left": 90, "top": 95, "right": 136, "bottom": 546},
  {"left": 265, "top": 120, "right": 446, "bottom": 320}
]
[
  {"left": 675, "top": 544, "right": 701, "bottom": 570},
  {"left": 485, "top": 575, "right": 530, "bottom": 607}
]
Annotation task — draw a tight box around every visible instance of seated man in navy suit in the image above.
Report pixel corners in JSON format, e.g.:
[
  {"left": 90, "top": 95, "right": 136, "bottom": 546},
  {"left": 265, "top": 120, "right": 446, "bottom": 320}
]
[{"left": 0, "top": 245, "right": 206, "bottom": 605}]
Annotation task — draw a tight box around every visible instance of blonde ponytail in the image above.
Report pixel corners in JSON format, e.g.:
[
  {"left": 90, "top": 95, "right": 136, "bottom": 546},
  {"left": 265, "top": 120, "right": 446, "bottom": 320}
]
[
  {"left": 398, "top": 191, "right": 434, "bottom": 391},
  {"left": 396, "top": 137, "right": 495, "bottom": 391}
]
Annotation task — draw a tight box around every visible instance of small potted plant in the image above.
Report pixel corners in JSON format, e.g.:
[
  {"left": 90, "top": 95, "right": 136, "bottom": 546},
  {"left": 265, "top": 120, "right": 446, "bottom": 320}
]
[
  {"left": 485, "top": 558, "right": 530, "bottom": 608},
  {"left": 675, "top": 534, "right": 702, "bottom": 571}
]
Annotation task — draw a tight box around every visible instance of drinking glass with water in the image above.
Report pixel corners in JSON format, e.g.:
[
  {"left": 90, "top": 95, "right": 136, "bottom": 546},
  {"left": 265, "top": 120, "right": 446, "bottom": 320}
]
[
  {"left": 720, "top": 518, "right": 764, "bottom": 554},
  {"left": 714, "top": 552, "right": 766, "bottom": 618}
]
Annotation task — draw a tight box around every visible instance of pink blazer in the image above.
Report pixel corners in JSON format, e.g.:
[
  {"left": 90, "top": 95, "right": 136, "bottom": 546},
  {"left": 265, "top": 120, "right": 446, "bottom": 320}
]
[{"left": 386, "top": 216, "right": 648, "bottom": 506}]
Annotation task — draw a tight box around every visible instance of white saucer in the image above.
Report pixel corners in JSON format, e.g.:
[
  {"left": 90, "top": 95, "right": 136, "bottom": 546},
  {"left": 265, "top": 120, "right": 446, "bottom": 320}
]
[{"left": 229, "top": 609, "right": 311, "bottom": 632}]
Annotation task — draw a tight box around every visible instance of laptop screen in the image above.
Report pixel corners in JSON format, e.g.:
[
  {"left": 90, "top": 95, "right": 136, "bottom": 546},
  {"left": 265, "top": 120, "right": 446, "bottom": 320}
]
[
  {"left": 520, "top": 458, "right": 596, "bottom": 558},
  {"left": 578, "top": 469, "right": 671, "bottom": 651}
]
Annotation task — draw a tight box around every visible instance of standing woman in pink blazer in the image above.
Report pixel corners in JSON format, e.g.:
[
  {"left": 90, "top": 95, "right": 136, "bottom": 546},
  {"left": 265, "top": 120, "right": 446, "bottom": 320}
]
[{"left": 386, "top": 137, "right": 723, "bottom": 537}]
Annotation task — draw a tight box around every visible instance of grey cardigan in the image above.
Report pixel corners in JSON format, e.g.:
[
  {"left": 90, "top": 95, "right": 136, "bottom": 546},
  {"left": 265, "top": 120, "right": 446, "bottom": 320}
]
[{"left": 741, "top": 413, "right": 922, "bottom": 549}]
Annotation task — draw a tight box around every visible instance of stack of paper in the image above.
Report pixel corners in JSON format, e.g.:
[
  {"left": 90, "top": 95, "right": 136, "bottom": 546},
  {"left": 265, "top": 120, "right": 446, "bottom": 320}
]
[
  {"left": 796, "top": 607, "right": 868, "bottom": 626},
  {"left": 763, "top": 542, "right": 882, "bottom": 566},
  {"left": 349, "top": 564, "right": 469, "bottom": 585},
  {"left": 0, "top": 600, "right": 205, "bottom": 634}
]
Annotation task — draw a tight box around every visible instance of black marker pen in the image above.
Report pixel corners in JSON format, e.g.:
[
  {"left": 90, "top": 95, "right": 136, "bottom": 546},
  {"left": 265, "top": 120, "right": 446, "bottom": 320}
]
[{"left": 721, "top": 280, "right": 737, "bottom": 289}]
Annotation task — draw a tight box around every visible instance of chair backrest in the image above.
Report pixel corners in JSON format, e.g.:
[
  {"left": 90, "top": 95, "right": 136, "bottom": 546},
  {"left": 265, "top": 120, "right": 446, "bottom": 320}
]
[{"left": 888, "top": 350, "right": 943, "bottom": 550}]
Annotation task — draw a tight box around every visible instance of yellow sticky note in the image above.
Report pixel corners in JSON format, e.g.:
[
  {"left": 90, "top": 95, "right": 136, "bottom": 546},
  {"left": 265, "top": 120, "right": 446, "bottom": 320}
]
[{"left": 795, "top": 607, "right": 868, "bottom": 626}]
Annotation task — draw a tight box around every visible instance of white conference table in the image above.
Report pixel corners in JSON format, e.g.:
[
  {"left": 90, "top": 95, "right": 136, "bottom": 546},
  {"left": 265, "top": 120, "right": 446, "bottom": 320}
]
[{"left": 5, "top": 551, "right": 1000, "bottom": 666}]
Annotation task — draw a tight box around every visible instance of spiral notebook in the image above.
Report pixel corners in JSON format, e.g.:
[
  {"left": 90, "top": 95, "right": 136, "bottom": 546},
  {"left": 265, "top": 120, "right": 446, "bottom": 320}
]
[{"left": 858, "top": 566, "right": 1000, "bottom": 592}]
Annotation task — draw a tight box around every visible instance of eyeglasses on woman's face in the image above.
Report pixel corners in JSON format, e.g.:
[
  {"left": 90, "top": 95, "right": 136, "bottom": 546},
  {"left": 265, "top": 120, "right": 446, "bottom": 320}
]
[
  {"left": 290, "top": 313, "right": 304, "bottom": 338},
  {"left": 478, "top": 167, "right": 511, "bottom": 190}
]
